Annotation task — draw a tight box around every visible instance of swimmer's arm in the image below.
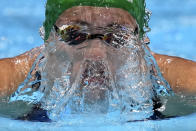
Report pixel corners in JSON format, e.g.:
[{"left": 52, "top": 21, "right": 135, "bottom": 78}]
[
  {"left": 0, "top": 46, "right": 42, "bottom": 97},
  {"left": 153, "top": 52, "right": 196, "bottom": 95}
]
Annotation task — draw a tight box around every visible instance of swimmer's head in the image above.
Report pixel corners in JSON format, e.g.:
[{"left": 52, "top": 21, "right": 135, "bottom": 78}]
[
  {"left": 42, "top": 6, "right": 141, "bottom": 74},
  {"left": 40, "top": 5, "right": 145, "bottom": 111},
  {"left": 43, "top": 0, "right": 148, "bottom": 41},
  {"left": 40, "top": 1, "right": 149, "bottom": 86}
]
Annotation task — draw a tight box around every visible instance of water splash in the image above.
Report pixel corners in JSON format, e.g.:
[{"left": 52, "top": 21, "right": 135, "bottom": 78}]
[{"left": 9, "top": 25, "right": 173, "bottom": 122}]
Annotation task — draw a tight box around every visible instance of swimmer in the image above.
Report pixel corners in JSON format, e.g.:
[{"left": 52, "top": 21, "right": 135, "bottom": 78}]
[{"left": 0, "top": 0, "right": 195, "bottom": 99}]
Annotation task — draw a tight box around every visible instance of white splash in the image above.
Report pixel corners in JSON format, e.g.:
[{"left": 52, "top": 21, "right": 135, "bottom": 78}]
[
  {"left": 166, "top": 59, "right": 173, "bottom": 64},
  {"left": 8, "top": 26, "right": 173, "bottom": 122}
]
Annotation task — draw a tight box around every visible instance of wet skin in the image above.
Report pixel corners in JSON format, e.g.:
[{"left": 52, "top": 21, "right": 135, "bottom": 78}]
[{"left": 0, "top": 6, "right": 196, "bottom": 98}]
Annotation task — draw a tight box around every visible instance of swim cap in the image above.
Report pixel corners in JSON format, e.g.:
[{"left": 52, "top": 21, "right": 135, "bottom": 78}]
[{"left": 44, "top": 0, "right": 147, "bottom": 40}]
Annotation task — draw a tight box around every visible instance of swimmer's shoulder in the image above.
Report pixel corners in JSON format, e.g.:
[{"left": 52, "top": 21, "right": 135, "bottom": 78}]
[
  {"left": 152, "top": 52, "right": 196, "bottom": 95},
  {"left": 0, "top": 45, "right": 43, "bottom": 72},
  {"left": 0, "top": 45, "right": 44, "bottom": 97}
]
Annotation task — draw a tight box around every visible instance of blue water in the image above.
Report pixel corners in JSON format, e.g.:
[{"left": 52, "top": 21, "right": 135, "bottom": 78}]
[
  {"left": 147, "top": 0, "right": 196, "bottom": 61},
  {"left": 0, "top": 0, "right": 45, "bottom": 58},
  {"left": 0, "top": 113, "right": 196, "bottom": 131},
  {"left": 0, "top": 0, "right": 196, "bottom": 130}
]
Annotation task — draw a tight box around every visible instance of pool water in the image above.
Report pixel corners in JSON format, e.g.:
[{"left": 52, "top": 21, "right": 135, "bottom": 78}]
[
  {"left": 147, "top": 0, "right": 196, "bottom": 61},
  {"left": 0, "top": 113, "right": 196, "bottom": 131},
  {"left": 0, "top": 0, "right": 196, "bottom": 130}
]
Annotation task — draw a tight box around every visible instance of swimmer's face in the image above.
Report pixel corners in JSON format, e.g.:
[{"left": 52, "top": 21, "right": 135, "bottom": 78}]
[
  {"left": 40, "top": 7, "right": 155, "bottom": 113},
  {"left": 45, "top": 6, "right": 140, "bottom": 74}
]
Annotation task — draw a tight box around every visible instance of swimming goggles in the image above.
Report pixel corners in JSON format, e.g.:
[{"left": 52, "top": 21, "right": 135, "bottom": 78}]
[{"left": 54, "top": 24, "right": 137, "bottom": 49}]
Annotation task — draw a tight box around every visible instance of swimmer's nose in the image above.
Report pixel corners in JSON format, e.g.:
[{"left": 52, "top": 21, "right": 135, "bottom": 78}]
[{"left": 84, "top": 39, "right": 106, "bottom": 60}]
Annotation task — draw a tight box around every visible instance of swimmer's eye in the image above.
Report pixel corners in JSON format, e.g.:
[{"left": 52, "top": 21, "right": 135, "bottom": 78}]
[
  {"left": 54, "top": 25, "right": 89, "bottom": 45},
  {"left": 54, "top": 25, "right": 134, "bottom": 48},
  {"left": 103, "top": 26, "right": 134, "bottom": 48}
]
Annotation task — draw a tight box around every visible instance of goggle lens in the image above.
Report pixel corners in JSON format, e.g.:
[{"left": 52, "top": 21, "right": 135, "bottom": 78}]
[{"left": 54, "top": 25, "right": 134, "bottom": 48}]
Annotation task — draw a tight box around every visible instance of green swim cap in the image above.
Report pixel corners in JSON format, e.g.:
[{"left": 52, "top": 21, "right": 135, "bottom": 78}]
[{"left": 44, "top": 0, "right": 147, "bottom": 40}]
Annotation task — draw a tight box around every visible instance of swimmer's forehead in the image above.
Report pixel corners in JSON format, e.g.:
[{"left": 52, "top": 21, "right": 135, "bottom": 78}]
[{"left": 55, "top": 6, "right": 137, "bottom": 29}]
